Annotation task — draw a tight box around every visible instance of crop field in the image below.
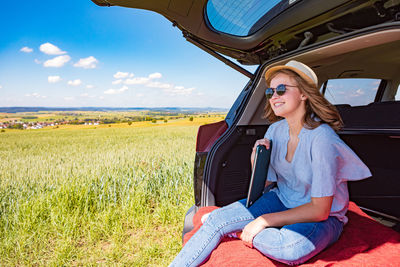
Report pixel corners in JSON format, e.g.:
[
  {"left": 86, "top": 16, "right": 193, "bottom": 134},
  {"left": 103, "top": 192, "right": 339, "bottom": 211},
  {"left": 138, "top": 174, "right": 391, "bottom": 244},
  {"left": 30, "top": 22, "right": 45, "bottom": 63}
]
[{"left": 0, "top": 116, "right": 223, "bottom": 266}]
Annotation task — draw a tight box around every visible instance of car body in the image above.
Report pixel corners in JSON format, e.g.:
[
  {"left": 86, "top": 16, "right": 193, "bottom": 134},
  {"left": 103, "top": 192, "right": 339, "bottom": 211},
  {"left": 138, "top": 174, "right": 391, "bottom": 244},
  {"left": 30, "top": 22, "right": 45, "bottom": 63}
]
[{"left": 91, "top": 0, "right": 400, "bottom": 236}]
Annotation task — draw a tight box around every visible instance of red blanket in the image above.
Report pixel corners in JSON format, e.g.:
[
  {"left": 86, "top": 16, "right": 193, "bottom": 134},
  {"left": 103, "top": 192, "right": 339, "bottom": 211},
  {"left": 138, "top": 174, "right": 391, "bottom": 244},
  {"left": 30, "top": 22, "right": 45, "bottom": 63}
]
[{"left": 183, "top": 202, "right": 400, "bottom": 266}]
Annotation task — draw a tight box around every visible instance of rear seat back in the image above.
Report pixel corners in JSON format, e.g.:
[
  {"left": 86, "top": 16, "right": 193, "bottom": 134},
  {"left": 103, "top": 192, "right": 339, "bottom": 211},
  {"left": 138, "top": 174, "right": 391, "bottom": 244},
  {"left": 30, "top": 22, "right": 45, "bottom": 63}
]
[
  {"left": 336, "top": 101, "right": 400, "bottom": 129},
  {"left": 336, "top": 101, "right": 400, "bottom": 220}
]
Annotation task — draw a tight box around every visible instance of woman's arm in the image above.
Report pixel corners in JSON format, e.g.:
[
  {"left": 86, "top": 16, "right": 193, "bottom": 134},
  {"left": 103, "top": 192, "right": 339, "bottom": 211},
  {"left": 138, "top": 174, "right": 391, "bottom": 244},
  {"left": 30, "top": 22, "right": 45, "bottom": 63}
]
[
  {"left": 260, "top": 196, "right": 333, "bottom": 226},
  {"left": 240, "top": 196, "right": 333, "bottom": 245}
]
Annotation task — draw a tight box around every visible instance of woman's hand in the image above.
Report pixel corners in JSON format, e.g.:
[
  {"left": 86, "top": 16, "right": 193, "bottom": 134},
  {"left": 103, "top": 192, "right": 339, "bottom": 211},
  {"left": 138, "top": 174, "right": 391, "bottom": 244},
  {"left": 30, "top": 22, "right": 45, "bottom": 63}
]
[
  {"left": 239, "top": 217, "right": 268, "bottom": 248},
  {"left": 251, "top": 138, "right": 271, "bottom": 168}
]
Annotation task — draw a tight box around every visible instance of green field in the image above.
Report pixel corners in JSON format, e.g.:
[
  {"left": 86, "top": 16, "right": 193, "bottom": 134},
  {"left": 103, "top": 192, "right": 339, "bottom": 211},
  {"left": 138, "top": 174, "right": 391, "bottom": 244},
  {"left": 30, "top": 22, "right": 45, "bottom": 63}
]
[{"left": 0, "top": 119, "right": 218, "bottom": 266}]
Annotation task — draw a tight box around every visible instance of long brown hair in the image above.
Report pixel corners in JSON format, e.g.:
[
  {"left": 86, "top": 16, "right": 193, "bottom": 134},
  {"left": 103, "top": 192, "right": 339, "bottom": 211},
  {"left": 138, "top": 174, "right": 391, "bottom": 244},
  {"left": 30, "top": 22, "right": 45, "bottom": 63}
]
[{"left": 263, "top": 69, "right": 343, "bottom": 131}]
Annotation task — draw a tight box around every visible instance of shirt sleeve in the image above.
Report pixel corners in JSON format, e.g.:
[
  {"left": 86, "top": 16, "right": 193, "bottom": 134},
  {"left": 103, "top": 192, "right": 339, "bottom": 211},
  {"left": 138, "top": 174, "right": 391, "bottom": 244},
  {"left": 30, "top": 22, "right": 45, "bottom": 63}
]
[
  {"left": 310, "top": 131, "right": 339, "bottom": 197},
  {"left": 310, "top": 128, "right": 372, "bottom": 197}
]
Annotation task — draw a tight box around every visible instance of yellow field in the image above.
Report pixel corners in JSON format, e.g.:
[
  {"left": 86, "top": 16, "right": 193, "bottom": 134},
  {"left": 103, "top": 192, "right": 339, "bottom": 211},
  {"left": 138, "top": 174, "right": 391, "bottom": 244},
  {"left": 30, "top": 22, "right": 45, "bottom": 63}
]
[{"left": 59, "top": 116, "right": 223, "bottom": 129}]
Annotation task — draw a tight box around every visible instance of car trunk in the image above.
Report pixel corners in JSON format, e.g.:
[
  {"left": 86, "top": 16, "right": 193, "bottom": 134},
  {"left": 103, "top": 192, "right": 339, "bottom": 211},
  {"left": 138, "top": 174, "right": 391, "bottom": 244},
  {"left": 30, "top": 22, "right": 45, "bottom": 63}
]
[
  {"left": 200, "top": 30, "right": 400, "bottom": 226},
  {"left": 90, "top": 0, "right": 400, "bottom": 232}
]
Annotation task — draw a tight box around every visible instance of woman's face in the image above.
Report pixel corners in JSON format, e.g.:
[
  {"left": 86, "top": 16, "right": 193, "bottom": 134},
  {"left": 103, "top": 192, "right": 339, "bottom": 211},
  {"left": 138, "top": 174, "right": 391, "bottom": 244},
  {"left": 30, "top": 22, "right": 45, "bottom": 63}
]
[{"left": 268, "top": 73, "right": 307, "bottom": 119}]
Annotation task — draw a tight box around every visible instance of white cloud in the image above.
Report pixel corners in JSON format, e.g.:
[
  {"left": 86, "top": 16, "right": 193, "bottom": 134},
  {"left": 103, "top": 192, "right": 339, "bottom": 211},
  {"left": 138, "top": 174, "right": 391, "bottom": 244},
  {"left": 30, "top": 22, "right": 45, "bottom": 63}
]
[
  {"left": 111, "top": 72, "right": 196, "bottom": 98},
  {"left": 113, "top": 71, "right": 130, "bottom": 79},
  {"left": 120, "top": 72, "right": 167, "bottom": 87},
  {"left": 40, "top": 43, "right": 66, "bottom": 55},
  {"left": 352, "top": 89, "right": 365, "bottom": 97},
  {"left": 104, "top": 89, "right": 117, "bottom": 95},
  {"left": 136, "top": 93, "right": 144, "bottom": 97},
  {"left": 147, "top": 81, "right": 172, "bottom": 89},
  {"left": 124, "top": 72, "right": 162, "bottom": 86},
  {"left": 0, "top": 85, "right": 2, "bottom": 89},
  {"left": 34, "top": 59, "right": 41, "bottom": 64},
  {"left": 67, "top": 79, "right": 82, "bottom": 86},
  {"left": 73, "top": 56, "right": 98, "bottom": 69},
  {"left": 99, "top": 96, "right": 105, "bottom": 100},
  {"left": 43, "top": 55, "right": 71, "bottom": 68},
  {"left": 148, "top": 72, "right": 162, "bottom": 79},
  {"left": 25, "top": 92, "right": 47, "bottom": 98},
  {"left": 125, "top": 77, "right": 149, "bottom": 85},
  {"left": 80, "top": 93, "right": 89, "bottom": 97},
  {"left": 356, "top": 89, "right": 364, "bottom": 94},
  {"left": 20, "top": 46, "right": 33, "bottom": 53},
  {"left": 86, "top": 84, "right": 94, "bottom": 89},
  {"left": 104, "top": 85, "right": 128, "bottom": 95},
  {"left": 64, "top": 97, "right": 74, "bottom": 101},
  {"left": 112, "top": 79, "right": 122, "bottom": 85},
  {"left": 164, "top": 86, "right": 195, "bottom": 96},
  {"left": 119, "top": 85, "right": 128, "bottom": 92},
  {"left": 48, "top": 75, "right": 61, "bottom": 83}
]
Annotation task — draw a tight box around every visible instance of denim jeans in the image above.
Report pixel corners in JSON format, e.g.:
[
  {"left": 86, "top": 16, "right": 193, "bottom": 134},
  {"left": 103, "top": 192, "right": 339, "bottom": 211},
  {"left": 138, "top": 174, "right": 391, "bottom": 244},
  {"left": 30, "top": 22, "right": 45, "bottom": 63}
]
[{"left": 169, "top": 191, "right": 343, "bottom": 266}]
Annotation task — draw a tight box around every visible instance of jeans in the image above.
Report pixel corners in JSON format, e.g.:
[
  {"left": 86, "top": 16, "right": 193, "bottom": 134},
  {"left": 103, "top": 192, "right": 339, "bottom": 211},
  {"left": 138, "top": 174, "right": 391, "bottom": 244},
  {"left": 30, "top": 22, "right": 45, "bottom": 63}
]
[{"left": 169, "top": 191, "right": 344, "bottom": 266}]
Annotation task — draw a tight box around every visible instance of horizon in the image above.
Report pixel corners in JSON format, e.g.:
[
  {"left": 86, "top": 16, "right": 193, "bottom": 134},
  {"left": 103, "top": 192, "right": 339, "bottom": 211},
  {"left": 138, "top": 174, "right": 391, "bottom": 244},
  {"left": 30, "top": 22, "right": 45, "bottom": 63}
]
[
  {"left": 0, "top": 1, "right": 255, "bottom": 109},
  {"left": 0, "top": 106, "right": 229, "bottom": 114},
  {"left": 0, "top": 106, "right": 229, "bottom": 110}
]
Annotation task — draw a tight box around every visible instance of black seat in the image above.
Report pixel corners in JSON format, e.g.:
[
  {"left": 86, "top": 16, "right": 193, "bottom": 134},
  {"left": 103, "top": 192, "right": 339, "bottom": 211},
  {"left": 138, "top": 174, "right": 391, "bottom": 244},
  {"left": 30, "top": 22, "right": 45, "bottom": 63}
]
[{"left": 336, "top": 101, "right": 400, "bottom": 220}]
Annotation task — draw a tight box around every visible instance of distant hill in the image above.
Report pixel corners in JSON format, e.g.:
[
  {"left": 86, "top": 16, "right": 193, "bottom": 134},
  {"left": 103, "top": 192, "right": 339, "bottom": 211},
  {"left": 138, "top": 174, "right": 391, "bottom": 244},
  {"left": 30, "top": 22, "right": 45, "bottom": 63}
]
[{"left": 0, "top": 107, "right": 228, "bottom": 113}]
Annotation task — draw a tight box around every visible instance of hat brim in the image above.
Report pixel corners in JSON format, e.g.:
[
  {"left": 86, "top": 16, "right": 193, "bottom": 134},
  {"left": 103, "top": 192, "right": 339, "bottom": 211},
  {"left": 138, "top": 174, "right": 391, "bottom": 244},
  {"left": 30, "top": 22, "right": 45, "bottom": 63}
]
[{"left": 264, "top": 65, "right": 317, "bottom": 87}]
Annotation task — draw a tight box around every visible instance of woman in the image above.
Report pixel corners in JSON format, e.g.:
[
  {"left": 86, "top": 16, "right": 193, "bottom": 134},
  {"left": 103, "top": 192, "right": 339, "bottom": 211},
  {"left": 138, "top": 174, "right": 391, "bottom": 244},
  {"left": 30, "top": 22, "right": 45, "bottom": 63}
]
[{"left": 170, "top": 60, "right": 371, "bottom": 266}]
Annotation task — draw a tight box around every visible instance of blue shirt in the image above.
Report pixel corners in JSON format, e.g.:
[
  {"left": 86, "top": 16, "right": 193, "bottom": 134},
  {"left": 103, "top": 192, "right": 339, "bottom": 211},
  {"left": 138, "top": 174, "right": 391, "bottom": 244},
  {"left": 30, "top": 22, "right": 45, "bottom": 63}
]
[{"left": 264, "top": 119, "right": 371, "bottom": 224}]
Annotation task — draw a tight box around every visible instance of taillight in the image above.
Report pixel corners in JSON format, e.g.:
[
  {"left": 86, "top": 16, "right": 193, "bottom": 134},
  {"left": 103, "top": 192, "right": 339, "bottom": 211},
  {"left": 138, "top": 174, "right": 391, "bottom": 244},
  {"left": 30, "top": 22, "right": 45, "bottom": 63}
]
[{"left": 196, "top": 120, "right": 228, "bottom": 152}]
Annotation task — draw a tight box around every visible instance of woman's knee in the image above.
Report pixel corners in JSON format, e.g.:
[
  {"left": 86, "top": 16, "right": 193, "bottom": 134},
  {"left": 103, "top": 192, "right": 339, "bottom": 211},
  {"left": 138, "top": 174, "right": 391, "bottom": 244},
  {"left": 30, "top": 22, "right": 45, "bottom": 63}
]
[
  {"left": 253, "top": 220, "right": 340, "bottom": 265},
  {"left": 279, "top": 244, "right": 317, "bottom": 265},
  {"left": 253, "top": 227, "right": 317, "bottom": 265},
  {"left": 203, "top": 201, "right": 253, "bottom": 233}
]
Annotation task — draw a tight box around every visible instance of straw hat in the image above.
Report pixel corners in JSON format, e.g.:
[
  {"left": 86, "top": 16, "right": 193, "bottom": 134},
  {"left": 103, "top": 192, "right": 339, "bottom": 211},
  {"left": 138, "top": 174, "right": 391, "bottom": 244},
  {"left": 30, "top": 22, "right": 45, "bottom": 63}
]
[{"left": 264, "top": 60, "right": 318, "bottom": 87}]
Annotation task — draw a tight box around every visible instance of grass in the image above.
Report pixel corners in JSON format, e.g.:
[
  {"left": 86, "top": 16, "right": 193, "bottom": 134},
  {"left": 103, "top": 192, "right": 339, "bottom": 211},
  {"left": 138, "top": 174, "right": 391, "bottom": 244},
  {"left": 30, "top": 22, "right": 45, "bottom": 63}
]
[{"left": 0, "top": 117, "right": 222, "bottom": 266}]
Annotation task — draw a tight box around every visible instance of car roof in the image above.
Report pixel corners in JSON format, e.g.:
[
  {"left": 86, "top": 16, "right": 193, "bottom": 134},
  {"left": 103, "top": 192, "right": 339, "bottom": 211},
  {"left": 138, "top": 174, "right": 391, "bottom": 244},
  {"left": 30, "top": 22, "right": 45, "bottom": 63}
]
[{"left": 91, "top": 0, "right": 399, "bottom": 68}]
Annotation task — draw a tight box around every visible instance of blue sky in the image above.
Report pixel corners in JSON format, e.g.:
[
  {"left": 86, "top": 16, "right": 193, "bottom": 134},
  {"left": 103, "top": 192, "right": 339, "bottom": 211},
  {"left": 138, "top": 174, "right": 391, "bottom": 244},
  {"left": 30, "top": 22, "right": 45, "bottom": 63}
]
[{"left": 0, "top": 0, "right": 254, "bottom": 108}]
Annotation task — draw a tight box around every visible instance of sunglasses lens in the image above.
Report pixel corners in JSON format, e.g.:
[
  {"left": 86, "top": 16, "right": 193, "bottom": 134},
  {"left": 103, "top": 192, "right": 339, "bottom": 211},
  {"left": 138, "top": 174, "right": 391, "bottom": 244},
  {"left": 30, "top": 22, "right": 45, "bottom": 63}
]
[
  {"left": 266, "top": 84, "right": 287, "bottom": 99},
  {"left": 276, "top": 84, "right": 286, "bottom": 95},
  {"left": 265, "top": 88, "right": 274, "bottom": 99}
]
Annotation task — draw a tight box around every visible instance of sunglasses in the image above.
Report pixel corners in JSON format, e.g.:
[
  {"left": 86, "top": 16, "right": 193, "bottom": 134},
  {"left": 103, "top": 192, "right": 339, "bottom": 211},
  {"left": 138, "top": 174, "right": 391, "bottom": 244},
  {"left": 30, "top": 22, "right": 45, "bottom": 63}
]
[{"left": 265, "top": 84, "right": 297, "bottom": 99}]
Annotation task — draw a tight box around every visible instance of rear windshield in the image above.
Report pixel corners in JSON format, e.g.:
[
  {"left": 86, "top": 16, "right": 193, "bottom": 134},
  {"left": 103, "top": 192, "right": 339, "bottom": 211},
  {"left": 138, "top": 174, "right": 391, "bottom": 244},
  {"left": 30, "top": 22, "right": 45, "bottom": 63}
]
[
  {"left": 206, "top": 0, "right": 296, "bottom": 36},
  {"left": 322, "top": 78, "right": 381, "bottom": 106}
]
